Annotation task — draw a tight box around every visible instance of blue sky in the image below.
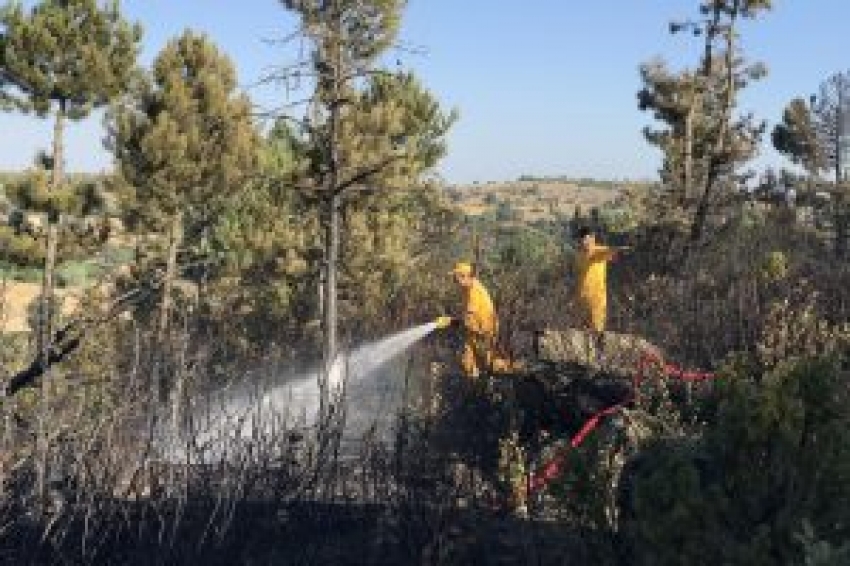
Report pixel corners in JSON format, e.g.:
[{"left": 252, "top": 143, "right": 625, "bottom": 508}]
[{"left": 1, "top": 0, "right": 848, "bottom": 183}]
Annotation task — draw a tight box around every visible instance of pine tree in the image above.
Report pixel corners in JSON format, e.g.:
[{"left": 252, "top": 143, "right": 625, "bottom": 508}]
[
  {"left": 206, "top": 76, "right": 456, "bottom": 355},
  {"left": 281, "top": 0, "right": 405, "bottom": 389},
  {"left": 812, "top": 71, "right": 850, "bottom": 184},
  {"left": 773, "top": 73, "right": 850, "bottom": 185},
  {"left": 638, "top": 62, "right": 701, "bottom": 208},
  {"left": 0, "top": 0, "right": 141, "bottom": 353},
  {"left": 1, "top": 0, "right": 140, "bottom": 513},
  {"left": 773, "top": 74, "right": 850, "bottom": 257},
  {"left": 343, "top": 71, "right": 457, "bottom": 188},
  {"left": 772, "top": 97, "right": 825, "bottom": 178},
  {"left": 336, "top": 71, "right": 455, "bottom": 333},
  {"left": 110, "top": 30, "right": 261, "bottom": 411},
  {"left": 206, "top": 118, "right": 320, "bottom": 353},
  {"left": 279, "top": 0, "right": 455, "bottom": 411},
  {"left": 0, "top": 167, "right": 111, "bottom": 270},
  {"left": 638, "top": 0, "right": 771, "bottom": 245}
]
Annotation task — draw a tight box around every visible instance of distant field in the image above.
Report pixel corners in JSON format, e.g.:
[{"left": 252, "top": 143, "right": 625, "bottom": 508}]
[
  {"left": 0, "top": 244, "right": 135, "bottom": 334},
  {"left": 444, "top": 179, "right": 628, "bottom": 223},
  {"left": 0, "top": 281, "right": 81, "bottom": 333}
]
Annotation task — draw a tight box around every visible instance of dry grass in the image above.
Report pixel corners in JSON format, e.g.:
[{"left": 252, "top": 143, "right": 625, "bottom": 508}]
[
  {"left": 0, "top": 281, "right": 81, "bottom": 333},
  {"left": 448, "top": 180, "right": 624, "bottom": 221}
]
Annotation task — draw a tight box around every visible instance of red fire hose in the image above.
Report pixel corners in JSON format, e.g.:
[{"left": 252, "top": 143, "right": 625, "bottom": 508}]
[{"left": 527, "top": 351, "right": 716, "bottom": 494}]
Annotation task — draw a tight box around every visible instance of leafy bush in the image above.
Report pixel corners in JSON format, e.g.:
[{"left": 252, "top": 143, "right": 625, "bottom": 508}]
[
  {"left": 622, "top": 356, "right": 850, "bottom": 565},
  {"left": 0, "top": 225, "right": 44, "bottom": 267},
  {"left": 796, "top": 521, "right": 850, "bottom": 566},
  {"left": 0, "top": 261, "right": 42, "bottom": 283},
  {"left": 56, "top": 260, "right": 101, "bottom": 287}
]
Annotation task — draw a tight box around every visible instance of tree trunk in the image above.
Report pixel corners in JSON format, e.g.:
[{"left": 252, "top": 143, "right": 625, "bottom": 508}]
[
  {"left": 40, "top": 104, "right": 64, "bottom": 358},
  {"left": 836, "top": 193, "right": 848, "bottom": 259},
  {"left": 321, "top": 119, "right": 341, "bottom": 423},
  {"left": 320, "top": 23, "right": 344, "bottom": 423},
  {"left": 683, "top": 99, "right": 695, "bottom": 204},
  {"left": 690, "top": 5, "right": 738, "bottom": 244},
  {"left": 171, "top": 335, "right": 188, "bottom": 434},
  {"left": 836, "top": 86, "right": 845, "bottom": 184},
  {"left": 36, "top": 101, "right": 65, "bottom": 512},
  {"left": 157, "top": 211, "right": 182, "bottom": 402},
  {"left": 680, "top": 7, "right": 718, "bottom": 249},
  {"left": 323, "top": 192, "right": 339, "bottom": 377}
]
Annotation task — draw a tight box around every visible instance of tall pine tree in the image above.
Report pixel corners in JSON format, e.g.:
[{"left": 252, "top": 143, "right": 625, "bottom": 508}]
[
  {"left": 280, "top": 0, "right": 405, "bottom": 389},
  {"left": 110, "top": 30, "right": 260, "bottom": 410},
  {"left": 280, "top": 1, "right": 455, "bottom": 414},
  {"left": 772, "top": 97, "right": 825, "bottom": 179},
  {"left": 0, "top": 0, "right": 141, "bottom": 353},
  {"left": 638, "top": 0, "right": 770, "bottom": 246}
]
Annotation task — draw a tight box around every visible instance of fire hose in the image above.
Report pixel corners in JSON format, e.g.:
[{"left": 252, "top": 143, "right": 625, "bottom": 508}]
[{"left": 527, "top": 351, "right": 716, "bottom": 494}]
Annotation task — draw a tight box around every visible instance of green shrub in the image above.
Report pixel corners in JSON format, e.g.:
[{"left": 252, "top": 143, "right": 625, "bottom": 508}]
[
  {"left": 622, "top": 357, "right": 850, "bottom": 565},
  {"left": 0, "top": 262, "right": 42, "bottom": 283},
  {"left": 796, "top": 521, "right": 850, "bottom": 566},
  {"left": 0, "top": 225, "right": 44, "bottom": 267},
  {"left": 57, "top": 260, "right": 100, "bottom": 287}
]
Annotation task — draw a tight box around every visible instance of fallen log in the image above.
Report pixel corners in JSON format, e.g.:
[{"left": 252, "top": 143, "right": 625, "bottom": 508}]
[{"left": 533, "top": 328, "right": 663, "bottom": 378}]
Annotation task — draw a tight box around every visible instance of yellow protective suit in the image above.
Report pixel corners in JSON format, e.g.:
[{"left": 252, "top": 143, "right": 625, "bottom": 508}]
[
  {"left": 460, "top": 279, "right": 510, "bottom": 377},
  {"left": 575, "top": 244, "right": 617, "bottom": 332}
]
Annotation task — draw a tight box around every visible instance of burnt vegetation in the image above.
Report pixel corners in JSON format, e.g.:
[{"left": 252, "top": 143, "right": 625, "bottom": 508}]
[{"left": 1, "top": 0, "right": 850, "bottom": 564}]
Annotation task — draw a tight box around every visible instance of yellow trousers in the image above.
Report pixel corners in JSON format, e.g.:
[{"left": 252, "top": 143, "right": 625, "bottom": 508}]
[
  {"left": 461, "top": 332, "right": 511, "bottom": 378},
  {"left": 579, "top": 295, "right": 607, "bottom": 333}
]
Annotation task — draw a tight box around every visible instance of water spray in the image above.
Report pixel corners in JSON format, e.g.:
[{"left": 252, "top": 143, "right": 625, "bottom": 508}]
[{"left": 161, "top": 319, "right": 449, "bottom": 463}]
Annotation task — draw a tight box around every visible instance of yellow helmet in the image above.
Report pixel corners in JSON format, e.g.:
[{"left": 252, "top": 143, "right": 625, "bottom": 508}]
[{"left": 449, "top": 261, "right": 474, "bottom": 277}]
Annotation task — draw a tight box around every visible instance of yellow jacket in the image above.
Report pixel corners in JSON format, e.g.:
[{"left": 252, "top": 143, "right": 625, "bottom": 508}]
[
  {"left": 575, "top": 244, "right": 616, "bottom": 303},
  {"left": 463, "top": 279, "right": 498, "bottom": 337}
]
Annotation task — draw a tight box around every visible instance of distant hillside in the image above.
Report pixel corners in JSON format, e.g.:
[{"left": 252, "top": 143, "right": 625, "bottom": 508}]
[{"left": 443, "top": 178, "right": 641, "bottom": 224}]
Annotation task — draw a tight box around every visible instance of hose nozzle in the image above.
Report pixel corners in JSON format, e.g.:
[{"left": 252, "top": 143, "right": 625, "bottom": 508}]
[{"left": 435, "top": 316, "right": 454, "bottom": 330}]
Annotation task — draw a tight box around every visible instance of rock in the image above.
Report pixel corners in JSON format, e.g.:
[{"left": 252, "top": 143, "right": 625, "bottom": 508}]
[{"left": 535, "top": 328, "right": 662, "bottom": 377}]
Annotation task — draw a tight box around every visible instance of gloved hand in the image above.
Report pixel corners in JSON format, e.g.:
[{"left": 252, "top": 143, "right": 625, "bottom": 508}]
[{"left": 435, "top": 316, "right": 455, "bottom": 330}]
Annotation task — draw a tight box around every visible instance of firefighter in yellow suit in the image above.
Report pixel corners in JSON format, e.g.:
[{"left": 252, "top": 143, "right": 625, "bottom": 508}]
[
  {"left": 436, "top": 262, "right": 511, "bottom": 378},
  {"left": 436, "top": 263, "right": 524, "bottom": 515},
  {"left": 575, "top": 227, "right": 616, "bottom": 332},
  {"left": 573, "top": 227, "right": 628, "bottom": 349}
]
